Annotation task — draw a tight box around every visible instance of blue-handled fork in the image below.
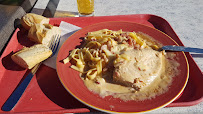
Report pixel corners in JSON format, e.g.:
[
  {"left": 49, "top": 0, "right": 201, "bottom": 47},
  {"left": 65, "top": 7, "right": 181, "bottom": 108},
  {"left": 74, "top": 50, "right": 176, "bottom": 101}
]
[{"left": 2, "top": 34, "right": 61, "bottom": 111}]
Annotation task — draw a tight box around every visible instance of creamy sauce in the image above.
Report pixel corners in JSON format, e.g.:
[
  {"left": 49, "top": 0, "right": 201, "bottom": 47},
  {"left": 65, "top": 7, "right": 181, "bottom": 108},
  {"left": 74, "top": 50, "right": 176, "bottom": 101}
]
[
  {"left": 79, "top": 32, "right": 180, "bottom": 101},
  {"left": 82, "top": 50, "right": 179, "bottom": 101}
]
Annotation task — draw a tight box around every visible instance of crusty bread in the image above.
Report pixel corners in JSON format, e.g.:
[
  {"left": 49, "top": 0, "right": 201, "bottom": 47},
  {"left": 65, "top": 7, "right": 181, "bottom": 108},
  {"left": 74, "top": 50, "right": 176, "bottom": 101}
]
[
  {"left": 21, "top": 13, "right": 50, "bottom": 30},
  {"left": 11, "top": 44, "right": 52, "bottom": 69},
  {"left": 28, "top": 23, "right": 61, "bottom": 46}
]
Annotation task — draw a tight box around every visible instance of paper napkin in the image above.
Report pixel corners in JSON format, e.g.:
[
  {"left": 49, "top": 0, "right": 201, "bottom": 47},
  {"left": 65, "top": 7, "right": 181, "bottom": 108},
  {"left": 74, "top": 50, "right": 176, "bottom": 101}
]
[{"left": 43, "top": 21, "right": 81, "bottom": 69}]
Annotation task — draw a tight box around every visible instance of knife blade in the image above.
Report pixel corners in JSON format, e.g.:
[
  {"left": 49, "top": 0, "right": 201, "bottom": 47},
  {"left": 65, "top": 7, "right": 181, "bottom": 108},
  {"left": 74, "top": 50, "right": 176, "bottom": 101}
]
[{"left": 161, "top": 45, "right": 203, "bottom": 53}]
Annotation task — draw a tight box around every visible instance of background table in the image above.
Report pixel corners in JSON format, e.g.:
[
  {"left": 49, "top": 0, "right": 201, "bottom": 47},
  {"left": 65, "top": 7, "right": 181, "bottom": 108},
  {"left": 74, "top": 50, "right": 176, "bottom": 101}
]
[
  {"left": 0, "top": 0, "right": 37, "bottom": 55},
  {"left": 4, "top": 0, "right": 203, "bottom": 113}
]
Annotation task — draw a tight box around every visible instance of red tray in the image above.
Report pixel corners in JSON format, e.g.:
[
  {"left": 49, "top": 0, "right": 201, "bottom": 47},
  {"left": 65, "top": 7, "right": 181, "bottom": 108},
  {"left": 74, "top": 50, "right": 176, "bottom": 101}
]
[{"left": 0, "top": 14, "right": 202, "bottom": 113}]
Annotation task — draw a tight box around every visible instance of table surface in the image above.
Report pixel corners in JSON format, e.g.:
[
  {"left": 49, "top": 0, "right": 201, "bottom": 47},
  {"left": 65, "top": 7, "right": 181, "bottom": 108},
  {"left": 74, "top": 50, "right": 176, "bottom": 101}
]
[{"left": 31, "top": 0, "right": 203, "bottom": 113}]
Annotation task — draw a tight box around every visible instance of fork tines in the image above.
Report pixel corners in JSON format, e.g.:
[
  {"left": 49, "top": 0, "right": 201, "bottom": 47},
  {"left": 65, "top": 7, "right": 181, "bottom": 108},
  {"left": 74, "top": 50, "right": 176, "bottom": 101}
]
[{"left": 49, "top": 34, "right": 61, "bottom": 55}]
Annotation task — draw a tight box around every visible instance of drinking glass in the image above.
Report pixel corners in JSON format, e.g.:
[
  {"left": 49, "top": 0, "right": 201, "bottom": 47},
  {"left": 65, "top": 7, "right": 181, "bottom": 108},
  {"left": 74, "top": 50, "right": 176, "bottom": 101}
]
[{"left": 77, "top": 0, "right": 94, "bottom": 16}]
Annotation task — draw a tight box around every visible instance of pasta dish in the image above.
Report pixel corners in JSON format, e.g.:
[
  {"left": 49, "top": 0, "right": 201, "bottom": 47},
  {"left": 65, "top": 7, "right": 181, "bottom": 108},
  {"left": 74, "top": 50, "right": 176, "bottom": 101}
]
[{"left": 63, "top": 29, "right": 179, "bottom": 101}]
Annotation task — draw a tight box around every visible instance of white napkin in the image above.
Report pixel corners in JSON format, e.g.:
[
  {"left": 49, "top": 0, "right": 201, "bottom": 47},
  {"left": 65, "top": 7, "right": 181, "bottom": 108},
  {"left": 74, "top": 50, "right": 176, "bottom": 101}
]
[{"left": 43, "top": 21, "right": 81, "bottom": 69}]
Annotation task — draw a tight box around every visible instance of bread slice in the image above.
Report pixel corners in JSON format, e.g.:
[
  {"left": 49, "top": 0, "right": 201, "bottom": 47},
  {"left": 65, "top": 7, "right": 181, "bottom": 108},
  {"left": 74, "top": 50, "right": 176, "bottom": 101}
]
[
  {"left": 28, "top": 23, "right": 61, "bottom": 46},
  {"left": 21, "top": 13, "right": 50, "bottom": 30},
  {"left": 11, "top": 44, "right": 52, "bottom": 69}
]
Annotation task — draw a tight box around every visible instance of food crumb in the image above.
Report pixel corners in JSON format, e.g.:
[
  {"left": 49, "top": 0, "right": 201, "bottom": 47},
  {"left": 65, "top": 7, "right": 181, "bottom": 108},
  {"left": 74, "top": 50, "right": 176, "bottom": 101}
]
[{"left": 109, "top": 105, "right": 115, "bottom": 110}]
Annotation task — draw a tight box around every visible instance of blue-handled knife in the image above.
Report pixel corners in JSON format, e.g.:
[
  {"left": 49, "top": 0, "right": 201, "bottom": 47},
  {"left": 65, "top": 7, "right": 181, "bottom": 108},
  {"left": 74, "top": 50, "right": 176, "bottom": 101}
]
[{"left": 161, "top": 45, "right": 203, "bottom": 53}]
